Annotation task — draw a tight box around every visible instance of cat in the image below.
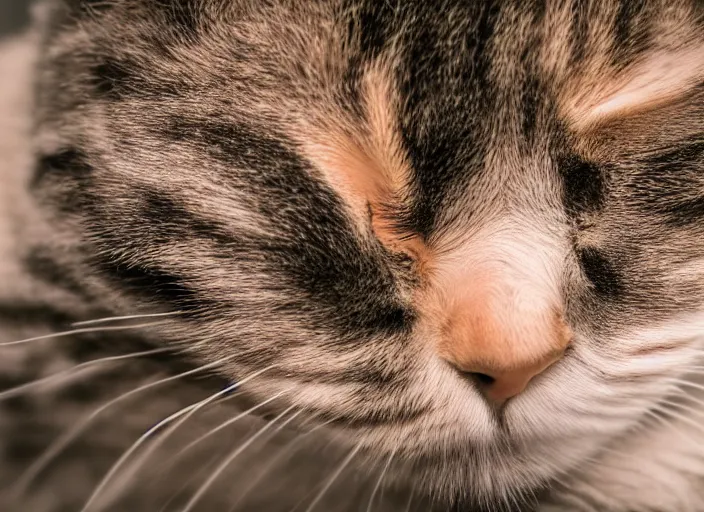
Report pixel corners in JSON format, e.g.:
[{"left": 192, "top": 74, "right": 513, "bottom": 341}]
[{"left": 1, "top": 0, "right": 703, "bottom": 510}]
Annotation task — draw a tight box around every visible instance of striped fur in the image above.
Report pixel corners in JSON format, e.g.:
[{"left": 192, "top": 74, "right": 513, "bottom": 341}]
[{"left": 1, "top": 1, "right": 704, "bottom": 510}]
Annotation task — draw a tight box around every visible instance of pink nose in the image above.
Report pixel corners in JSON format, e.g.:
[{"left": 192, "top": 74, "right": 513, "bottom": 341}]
[
  {"left": 438, "top": 297, "right": 571, "bottom": 404},
  {"left": 461, "top": 353, "right": 565, "bottom": 403}
]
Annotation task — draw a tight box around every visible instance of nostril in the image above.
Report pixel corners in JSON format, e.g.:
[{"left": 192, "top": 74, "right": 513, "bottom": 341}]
[{"left": 470, "top": 372, "right": 495, "bottom": 386}]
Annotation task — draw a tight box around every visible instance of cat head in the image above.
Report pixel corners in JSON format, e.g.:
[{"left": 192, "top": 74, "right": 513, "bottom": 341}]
[{"left": 33, "top": 0, "right": 704, "bottom": 506}]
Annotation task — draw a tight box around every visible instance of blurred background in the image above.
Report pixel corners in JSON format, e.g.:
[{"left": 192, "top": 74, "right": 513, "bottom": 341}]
[{"left": 0, "top": 0, "right": 30, "bottom": 38}]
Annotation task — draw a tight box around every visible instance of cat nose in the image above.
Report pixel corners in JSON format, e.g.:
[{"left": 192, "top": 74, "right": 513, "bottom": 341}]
[
  {"left": 461, "top": 353, "right": 565, "bottom": 404},
  {"left": 438, "top": 298, "right": 571, "bottom": 404}
]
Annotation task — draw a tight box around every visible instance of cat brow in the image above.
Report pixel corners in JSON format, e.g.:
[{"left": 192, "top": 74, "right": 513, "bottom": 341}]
[{"left": 565, "top": 42, "right": 704, "bottom": 132}]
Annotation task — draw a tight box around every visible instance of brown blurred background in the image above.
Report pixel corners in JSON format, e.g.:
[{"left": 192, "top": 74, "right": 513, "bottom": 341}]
[{"left": 0, "top": 0, "right": 31, "bottom": 38}]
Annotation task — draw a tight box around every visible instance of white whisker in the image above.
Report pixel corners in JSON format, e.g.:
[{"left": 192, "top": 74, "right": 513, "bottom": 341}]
[
  {"left": 0, "top": 321, "right": 171, "bottom": 347},
  {"left": 0, "top": 348, "right": 170, "bottom": 402},
  {"left": 506, "top": 488, "right": 522, "bottom": 512},
  {"left": 79, "top": 355, "right": 245, "bottom": 512},
  {"left": 106, "top": 367, "right": 280, "bottom": 497},
  {"left": 304, "top": 440, "right": 363, "bottom": 512},
  {"left": 226, "top": 416, "right": 331, "bottom": 512},
  {"left": 366, "top": 449, "right": 395, "bottom": 512},
  {"left": 665, "top": 398, "right": 704, "bottom": 417},
  {"left": 13, "top": 355, "right": 232, "bottom": 498},
  {"left": 72, "top": 311, "right": 182, "bottom": 327},
  {"left": 158, "top": 451, "right": 223, "bottom": 512},
  {"left": 554, "top": 491, "right": 601, "bottom": 512},
  {"left": 403, "top": 490, "right": 415, "bottom": 512},
  {"left": 181, "top": 404, "right": 297, "bottom": 512},
  {"left": 596, "top": 445, "right": 659, "bottom": 481},
  {"left": 273, "top": 409, "right": 303, "bottom": 432},
  {"left": 154, "top": 390, "right": 288, "bottom": 476}
]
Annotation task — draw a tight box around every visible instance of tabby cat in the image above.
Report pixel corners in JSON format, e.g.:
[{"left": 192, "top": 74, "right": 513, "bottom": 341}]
[{"left": 1, "top": 0, "right": 703, "bottom": 511}]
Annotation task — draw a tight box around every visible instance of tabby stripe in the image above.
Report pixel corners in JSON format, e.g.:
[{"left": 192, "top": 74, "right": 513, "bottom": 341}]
[
  {"left": 283, "top": 364, "right": 407, "bottom": 388},
  {"left": 157, "top": 118, "right": 412, "bottom": 337},
  {"left": 569, "top": 0, "right": 590, "bottom": 65},
  {"left": 645, "top": 139, "right": 704, "bottom": 173},
  {"left": 156, "top": 0, "right": 201, "bottom": 39},
  {"left": 89, "top": 57, "right": 135, "bottom": 100},
  {"left": 577, "top": 247, "right": 623, "bottom": 300},
  {"left": 521, "top": 74, "right": 544, "bottom": 141},
  {"left": 611, "top": 0, "right": 651, "bottom": 67},
  {"left": 138, "top": 190, "right": 238, "bottom": 248},
  {"left": 0, "top": 302, "right": 75, "bottom": 328},
  {"left": 400, "top": 1, "right": 500, "bottom": 238},
  {"left": 65, "top": 0, "right": 115, "bottom": 18},
  {"left": 520, "top": 1, "right": 548, "bottom": 140},
  {"left": 638, "top": 138, "right": 704, "bottom": 227},
  {"left": 558, "top": 154, "right": 606, "bottom": 214},
  {"left": 91, "top": 255, "right": 207, "bottom": 314},
  {"left": 658, "top": 197, "right": 704, "bottom": 228},
  {"left": 24, "top": 249, "right": 94, "bottom": 300},
  {"left": 31, "top": 148, "right": 93, "bottom": 189}
]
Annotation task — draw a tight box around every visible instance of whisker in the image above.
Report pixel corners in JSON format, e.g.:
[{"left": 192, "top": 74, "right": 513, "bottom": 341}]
[
  {"left": 227, "top": 416, "right": 333, "bottom": 512},
  {"left": 594, "top": 445, "right": 659, "bottom": 482},
  {"left": 403, "top": 490, "right": 415, "bottom": 512},
  {"left": 304, "top": 440, "right": 363, "bottom": 512},
  {"left": 12, "top": 355, "right": 232, "bottom": 498},
  {"left": 366, "top": 449, "right": 396, "bottom": 512},
  {"left": 79, "top": 355, "right": 244, "bottom": 512},
  {"left": 548, "top": 458, "right": 602, "bottom": 512},
  {"left": 105, "top": 368, "right": 281, "bottom": 498},
  {"left": 272, "top": 409, "right": 305, "bottom": 434},
  {"left": 149, "top": 390, "right": 288, "bottom": 479},
  {"left": 158, "top": 451, "right": 224, "bottom": 512},
  {"left": 181, "top": 404, "right": 297, "bottom": 512},
  {"left": 0, "top": 348, "right": 170, "bottom": 402},
  {"left": 648, "top": 403, "right": 704, "bottom": 449},
  {"left": 506, "top": 486, "right": 523, "bottom": 512},
  {"left": 284, "top": 427, "right": 352, "bottom": 512},
  {"left": 547, "top": 444, "right": 620, "bottom": 511},
  {"left": 0, "top": 321, "right": 171, "bottom": 347},
  {"left": 72, "top": 311, "right": 182, "bottom": 327},
  {"left": 665, "top": 400, "right": 704, "bottom": 419}
]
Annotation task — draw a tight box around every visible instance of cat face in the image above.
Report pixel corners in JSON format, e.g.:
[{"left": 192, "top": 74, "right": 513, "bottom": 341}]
[{"left": 34, "top": 0, "right": 704, "bottom": 506}]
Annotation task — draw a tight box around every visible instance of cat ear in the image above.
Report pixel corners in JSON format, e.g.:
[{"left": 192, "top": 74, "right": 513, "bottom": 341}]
[{"left": 564, "top": 42, "right": 704, "bottom": 132}]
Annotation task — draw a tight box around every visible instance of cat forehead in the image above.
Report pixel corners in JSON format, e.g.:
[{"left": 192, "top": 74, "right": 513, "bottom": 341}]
[
  {"left": 31, "top": 0, "right": 704, "bottom": 345},
  {"left": 55, "top": 0, "right": 702, "bottom": 228}
]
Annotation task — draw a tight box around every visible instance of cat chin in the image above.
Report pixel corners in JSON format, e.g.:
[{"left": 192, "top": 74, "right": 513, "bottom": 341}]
[
  {"left": 228, "top": 349, "right": 647, "bottom": 493},
  {"left": 350, "top": 433, "right": 596, "bottom": 508},
  {"left": 309, "top": 405, "right": 614, "bottom": 506}
]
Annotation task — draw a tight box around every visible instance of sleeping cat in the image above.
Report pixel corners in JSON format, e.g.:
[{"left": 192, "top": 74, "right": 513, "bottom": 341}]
[{"left": 1, "top": 0, "right": 703, "bottom": 510}]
